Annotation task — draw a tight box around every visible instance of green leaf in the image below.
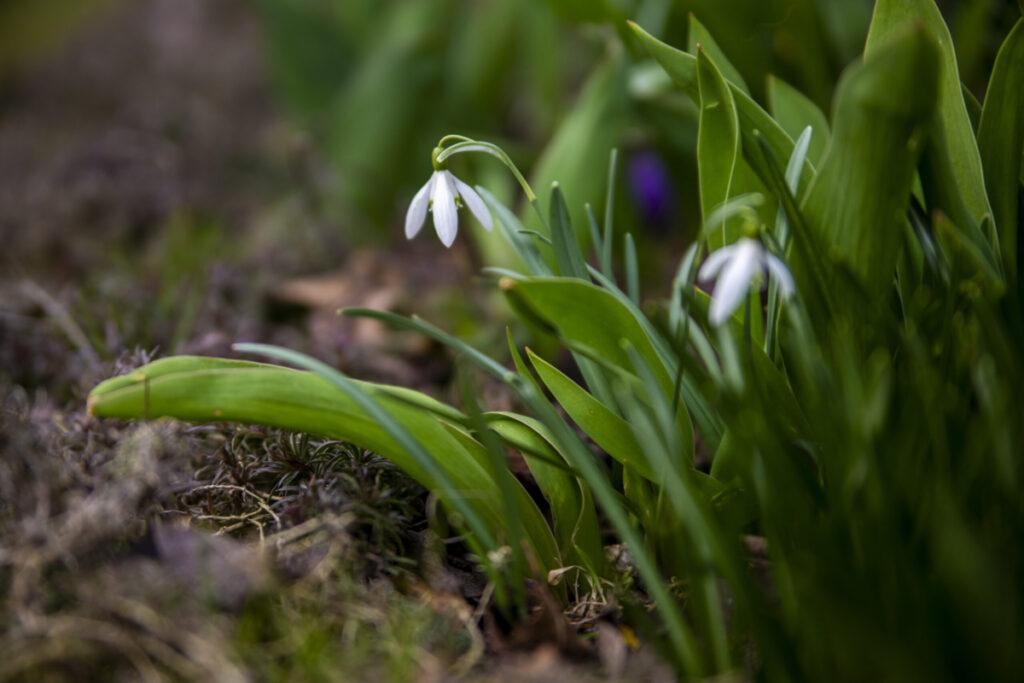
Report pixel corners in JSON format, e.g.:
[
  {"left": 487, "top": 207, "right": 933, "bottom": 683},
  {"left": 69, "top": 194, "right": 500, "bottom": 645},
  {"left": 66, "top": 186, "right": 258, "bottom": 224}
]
[
  {"left": 485, "top": 412, "right": 606, "bottom": 578},
  {"left": 933, "top": 213, "right": 1005, "bottom": 293},
  {"left": 586, "top": 266, "right": 724, "bottom": 450},
  {"left": 687, "top": 13, "right": 749, "bottom": 94},
  {"left": 348, "top": 308, "right": 702, "bottom": 672},
  {"left": 866, "top": 0, "right": 994, "bottom": 230},
  {"left": 501, "top": 277, "right": 672, "bottom": 393},
  {"left": 600, "top": 149, "right": 618, "bottom": 279},
  {"left": 624, "top": 233, "right": 640, "bottom": 304},
  {"left": 88, "top": 355, "right": 560, "bottom": 572},
  {"left": 801, "top": 26, "right": 940, "bottom": 296},
  {"left": 504, "top": 277, "right": 698, "bottom": 459},
  {"left": 527, "top": 348, "right": 654, "bottom": 481},
  {"left": 454, "top": 372, "right": 530, "bottom": 600},
  {"left": 696, "top": 48, "right": 741, "bottom": 251},
  {"left": 549, "top": 183, "right": 590, "bottom": 279},
  {"left": 628, "top": 20, "right": 815, "bottom": 190},
  {"left": 767, "top": 75, "right": 831, "bottom": 167},
  {"left": 749, "top": 132, "right": 834, "bottom": 320},
  {"left": 478, "top": 186, "right": 552, "bottom": 276},
  {"left": 766, "top": 126, "right": 814, "bottom": 356},
  {"left": 978, "top": 18, "right": 1024, "bottom": 275},
  {"left": 962, "top": 82, "right": 982, "bottom": 132}
]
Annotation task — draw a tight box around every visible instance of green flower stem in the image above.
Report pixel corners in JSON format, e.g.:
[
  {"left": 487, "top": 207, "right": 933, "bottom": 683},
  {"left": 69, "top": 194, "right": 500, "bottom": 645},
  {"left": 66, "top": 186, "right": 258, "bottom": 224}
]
[{"left": 435, "top": 138, "right": 537, "bottom": 203}]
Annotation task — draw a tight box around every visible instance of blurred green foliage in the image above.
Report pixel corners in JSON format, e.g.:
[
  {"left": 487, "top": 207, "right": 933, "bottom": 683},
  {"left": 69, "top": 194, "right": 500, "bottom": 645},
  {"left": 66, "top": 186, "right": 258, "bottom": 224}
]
[{"left": 253, "top": 0, "right": 1018, "bottom": 254}]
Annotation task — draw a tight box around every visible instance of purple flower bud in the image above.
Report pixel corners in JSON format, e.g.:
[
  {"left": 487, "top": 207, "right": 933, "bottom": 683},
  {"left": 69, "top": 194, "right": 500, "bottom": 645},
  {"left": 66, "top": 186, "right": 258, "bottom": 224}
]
[{"left": 628, "top": 151, "right": 674, "bottom": 228}]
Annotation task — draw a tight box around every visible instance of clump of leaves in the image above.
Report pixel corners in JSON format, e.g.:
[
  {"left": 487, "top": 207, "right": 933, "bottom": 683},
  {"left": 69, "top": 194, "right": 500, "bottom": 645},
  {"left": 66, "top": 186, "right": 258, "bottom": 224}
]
[{"left": 88, "top": 1, "right": 1024, "bottom": 680}]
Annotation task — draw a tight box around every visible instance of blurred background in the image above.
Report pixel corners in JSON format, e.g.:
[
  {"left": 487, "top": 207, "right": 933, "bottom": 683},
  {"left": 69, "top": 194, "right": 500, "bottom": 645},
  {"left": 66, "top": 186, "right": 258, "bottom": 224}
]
[{"left": 0, "top": 0, "right": 1019, "bottom": 391}]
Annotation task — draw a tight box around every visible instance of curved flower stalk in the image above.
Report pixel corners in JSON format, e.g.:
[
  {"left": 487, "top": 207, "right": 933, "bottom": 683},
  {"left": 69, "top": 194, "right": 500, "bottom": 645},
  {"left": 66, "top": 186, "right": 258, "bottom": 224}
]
[
  {"left": 405, "top": 135, "right": 541, "bottom": 247},
  {"left": 699, "top": 238, "right": 794, "bottom": 326}
]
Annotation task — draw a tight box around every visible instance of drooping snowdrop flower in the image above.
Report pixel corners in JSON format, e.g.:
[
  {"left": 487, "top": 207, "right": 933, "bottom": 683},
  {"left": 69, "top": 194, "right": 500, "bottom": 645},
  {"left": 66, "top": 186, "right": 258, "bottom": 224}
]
[
  {"left": 699, "top": 238, "right": 795, "bottom": 327},
  {"left": 405, "top": 170, "right": 493, "bottom": 248}
]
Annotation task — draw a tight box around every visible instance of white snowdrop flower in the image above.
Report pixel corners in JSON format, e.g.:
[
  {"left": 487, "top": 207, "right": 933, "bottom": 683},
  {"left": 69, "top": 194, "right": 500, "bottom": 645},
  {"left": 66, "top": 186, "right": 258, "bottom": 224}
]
[
  {"left": 699, "top": 238, "right": 795, "bottom": 327},
  {"left": 405, "top": 170, "right": 493, "bottom": 248}
]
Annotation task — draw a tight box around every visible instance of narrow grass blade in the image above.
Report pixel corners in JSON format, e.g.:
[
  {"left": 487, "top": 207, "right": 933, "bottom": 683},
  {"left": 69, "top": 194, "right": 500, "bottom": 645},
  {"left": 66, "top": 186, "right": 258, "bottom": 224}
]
[
  {"left": 586, "top": 203, "right": 603, "bottom": 268},
  {"left": 601, "top": 149, "right": 618, "bottom": 278},
  {"left": 766, "top": 126, "right": 813, "bottom": 356},
  {"left": 624, "top": 233, "right": 640, "bottom": 304},
  {"left": 478, "top": 186, "right": 552, "bottom": 276},
  {"left": 550, "top": 182, "right": 590, "bottom": 279}
]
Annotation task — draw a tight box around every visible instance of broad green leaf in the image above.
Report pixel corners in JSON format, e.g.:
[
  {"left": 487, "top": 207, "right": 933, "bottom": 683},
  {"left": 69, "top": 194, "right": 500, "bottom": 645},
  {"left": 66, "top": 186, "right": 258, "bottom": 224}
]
[
  {"left": 680, "top": 0, "right": 835, "bottom": 106},
  {"left": 693, "top": 44, "right": 768, "bottom": 347},
  {"left": 628, "top": 20, "right": 816, "bottom": 190},
  {"left": 962, "top": 83, "right": 982, "bottom": 132},
  {"left": 687, "top": 13, "right": 749, "bottom": 94},
  {"left": 527, "top": 348, "right": 653, "bottom": 481},
  {"left": 696, "top": 48, "right": 741, "bottom": 251},
  {"left": 504, "top": 277, "right": 698, "bottom": 458},
  {"left": 866, "top": 0, "right": 994, "bottom": 230},
  {"left": 88, "top": 356, "right": 560, "bottom": 572},
  {"left": 933, "top": 213, "right": 1005, "bottom": 293},
  {"left": 485, "top": 412, "right": 606, "bottom": 577},
  {"left": 621, "top": 343, "right": 696, "bottom": 468},
  {"left": 801, "top": 26, "right": 940, "bottom": 296},
  {"left": 978, "top": 18, "right": 1024, "bottom": 274},
  {"left": 767, "top": 76, "right": 831, "bottom": 167},
  {"left": 501, "top": 277, "right": 672, "bottom": 393}
]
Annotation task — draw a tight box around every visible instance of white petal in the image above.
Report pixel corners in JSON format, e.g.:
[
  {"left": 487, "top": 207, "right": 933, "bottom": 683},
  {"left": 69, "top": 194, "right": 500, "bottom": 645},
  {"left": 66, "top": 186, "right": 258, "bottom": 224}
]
[
  {"left": 451, "top": 175, "right": 493, "bottom": 230},
  {"left": 698, "top": 244, "right": 737, "bottom": 281},
  {"left": 431, "top": 171, "right": 459, "bottom": 248},
  {"left": 764, "top": 252, "right": 795, "bottom": 298},
  {"left": 709, "top": 240, "right": 760, "bottom": 326},
  {"left": 405, "top": 174, "right": 435, "bottom": 240}
]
